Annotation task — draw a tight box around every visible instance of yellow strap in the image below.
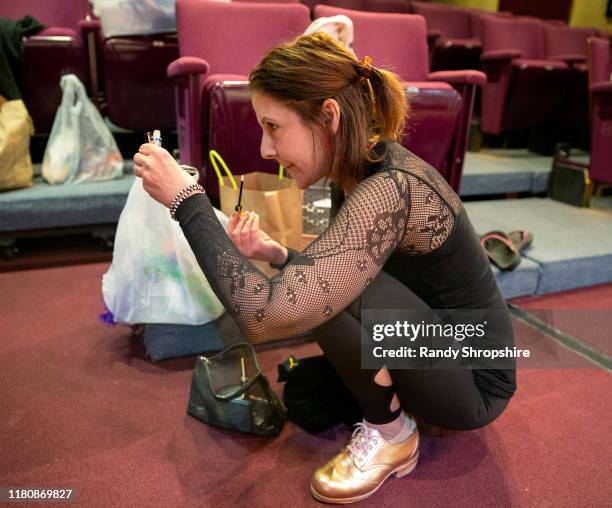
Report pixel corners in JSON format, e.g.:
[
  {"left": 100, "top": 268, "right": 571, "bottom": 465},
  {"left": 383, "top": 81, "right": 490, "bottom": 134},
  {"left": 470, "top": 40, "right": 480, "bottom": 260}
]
[
  {"left": 209, "top": 149, "right": 285, "bottom": 187},
  {"left": 209, "top": 150, "right": 238, "bottom": 190}
]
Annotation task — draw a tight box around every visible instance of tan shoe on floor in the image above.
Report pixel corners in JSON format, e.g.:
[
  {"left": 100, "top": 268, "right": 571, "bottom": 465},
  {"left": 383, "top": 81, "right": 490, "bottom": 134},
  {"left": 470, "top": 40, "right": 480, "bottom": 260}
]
[{"left": 310, "top": 422, "right": 420, "bottom": 504}]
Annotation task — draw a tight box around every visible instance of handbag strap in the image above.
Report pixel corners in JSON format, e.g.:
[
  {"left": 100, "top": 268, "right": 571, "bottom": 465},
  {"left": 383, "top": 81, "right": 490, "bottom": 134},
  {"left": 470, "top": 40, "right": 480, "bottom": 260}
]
[
  {"left": 203, "top": 359, "right": 265, "bottom": 401},
  {"left": 208, "top": 149, "right": 285, "bottom": 189},
  {"left": 209, "top": 149, "right": 238, "bottom": 190},
  {"left": 201, "top": 342, "right": 268, "bottom": 401}
]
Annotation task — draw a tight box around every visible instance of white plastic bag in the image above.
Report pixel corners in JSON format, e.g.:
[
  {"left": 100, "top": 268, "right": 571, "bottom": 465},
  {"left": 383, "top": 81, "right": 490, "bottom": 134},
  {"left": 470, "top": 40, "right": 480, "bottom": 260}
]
[
  {"left": 102, "top": 178, "right": 229, "bottom": 325},
  {"left": 42, "top": 74, "right": 123, "bottom": 184},
  {"left": 91, "top": 0, "right": 176, "bottom": 37},
  {"left": 304, "top": 15, "right": 355, "bottom": 55}
]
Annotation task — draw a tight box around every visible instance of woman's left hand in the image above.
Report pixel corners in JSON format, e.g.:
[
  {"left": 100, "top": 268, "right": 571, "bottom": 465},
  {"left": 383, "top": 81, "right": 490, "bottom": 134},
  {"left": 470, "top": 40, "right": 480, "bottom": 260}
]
[{"left": 133, "top": 143, "right": 199, "bottom": 207}]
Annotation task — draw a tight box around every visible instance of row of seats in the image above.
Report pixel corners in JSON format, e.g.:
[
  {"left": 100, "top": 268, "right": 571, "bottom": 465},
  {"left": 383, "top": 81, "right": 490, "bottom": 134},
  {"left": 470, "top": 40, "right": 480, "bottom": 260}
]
[
  {"left": 170, "top": 0, "right": 487, "bottom": 199},
  {"left": 3, "top": 0, "right": 611, "bottom": 195},
  {"left": 1, "top": 0, "right": 178, "bottom": 134},
  {"left": 297, "top": 0, "right": 608, "bottom": 155},
  {"left": 479, "top": 14, "right": 605, "bottom": 139},
  {"left": 2, "top": 0, "right": 483, "bottom": 197},
  {"left": 299, "top": 1, "right": 606, "bottom": 72}
]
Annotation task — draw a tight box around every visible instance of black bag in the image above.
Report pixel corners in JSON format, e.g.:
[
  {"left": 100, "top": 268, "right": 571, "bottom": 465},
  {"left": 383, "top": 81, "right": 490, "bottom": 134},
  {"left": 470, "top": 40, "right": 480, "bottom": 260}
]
[
  {"left": 188, "top": 343, "right": 287, "bottom": 437},
  {"left": 548, "top": 143, "right": 593, "bottom": 208},
  {"left": 278, "top": 355, "right": 362, "bottom": 434}
]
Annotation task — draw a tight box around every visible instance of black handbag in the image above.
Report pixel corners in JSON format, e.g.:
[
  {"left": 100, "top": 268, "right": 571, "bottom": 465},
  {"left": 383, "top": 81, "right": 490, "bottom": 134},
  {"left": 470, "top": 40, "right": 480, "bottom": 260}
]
[
  {"left": 187, "top": 342, "right": 287, "bottom": 437},
  {"left": 548, "top": 143, "right": 593, "bottom": 208},
  {"left": 278, "top": 355, "right": 362, "bottom": 434}
]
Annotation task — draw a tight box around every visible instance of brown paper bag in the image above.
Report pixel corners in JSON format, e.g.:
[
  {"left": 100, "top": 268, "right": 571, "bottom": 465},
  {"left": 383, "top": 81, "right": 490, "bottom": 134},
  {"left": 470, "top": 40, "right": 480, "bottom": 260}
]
[
  {"left": 0, "top": 97, "right": 34, "bottom": 191},
  {"left": 219, "top": 172, "right": 304, "bottom": 250}
]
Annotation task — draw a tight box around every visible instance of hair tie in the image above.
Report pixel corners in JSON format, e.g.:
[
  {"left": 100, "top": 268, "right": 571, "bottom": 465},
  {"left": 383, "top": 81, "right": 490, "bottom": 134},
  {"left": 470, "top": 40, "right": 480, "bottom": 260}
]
[{"left": 357, "top": 55, "right": 374, "bottom": 80}]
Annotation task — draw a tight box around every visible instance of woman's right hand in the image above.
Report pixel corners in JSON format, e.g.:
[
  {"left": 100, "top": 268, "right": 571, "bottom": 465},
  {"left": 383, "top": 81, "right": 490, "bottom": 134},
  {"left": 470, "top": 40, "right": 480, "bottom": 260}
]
[{"left": 227, "top": 211, "right": 288, "bottom": 265}]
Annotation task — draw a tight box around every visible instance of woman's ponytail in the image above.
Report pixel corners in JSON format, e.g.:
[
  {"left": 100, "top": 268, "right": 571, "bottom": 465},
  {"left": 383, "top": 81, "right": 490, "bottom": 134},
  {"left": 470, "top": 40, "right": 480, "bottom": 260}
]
[{"left": 366, "top": 65, "right": 408, "bottom": 148}]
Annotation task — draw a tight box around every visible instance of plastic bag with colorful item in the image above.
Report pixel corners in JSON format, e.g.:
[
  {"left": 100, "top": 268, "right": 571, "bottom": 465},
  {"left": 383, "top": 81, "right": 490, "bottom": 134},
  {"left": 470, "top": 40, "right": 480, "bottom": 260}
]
[{"left": 101, "top": 177, "right": 229, "bottom": 325}]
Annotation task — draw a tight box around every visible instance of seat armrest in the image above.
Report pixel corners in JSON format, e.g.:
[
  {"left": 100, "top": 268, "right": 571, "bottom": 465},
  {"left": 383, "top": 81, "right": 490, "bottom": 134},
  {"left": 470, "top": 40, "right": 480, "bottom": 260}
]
[
  {"left": 549, "top": 53, "right": 586, "bottom": 65},
  {"left": 481, "top": 49, "right": 522, "bottom": 62},
  {"left": 167, "top": 56, "right": 210, "bottom": 79},
  {"left": 590, "top": 82, "right": 612, "bottom": 95},
  {"left": 429, "top": 70, "right": 487, "bottom": 87},
  {"left": 79, "top": 18, "right": 101, "bottom": 33}
]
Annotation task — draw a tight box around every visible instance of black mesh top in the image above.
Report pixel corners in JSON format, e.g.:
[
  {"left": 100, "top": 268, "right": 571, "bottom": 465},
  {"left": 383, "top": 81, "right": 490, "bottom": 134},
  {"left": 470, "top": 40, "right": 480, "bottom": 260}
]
[{"left": 176, "top": 141, "right": 516, "bottom": 399}]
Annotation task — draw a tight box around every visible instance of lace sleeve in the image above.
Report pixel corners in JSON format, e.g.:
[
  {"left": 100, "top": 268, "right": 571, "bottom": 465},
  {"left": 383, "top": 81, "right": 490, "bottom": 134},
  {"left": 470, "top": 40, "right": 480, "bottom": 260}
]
[{"left": 176, "top": 169, "right": 412, "bottom": 344}]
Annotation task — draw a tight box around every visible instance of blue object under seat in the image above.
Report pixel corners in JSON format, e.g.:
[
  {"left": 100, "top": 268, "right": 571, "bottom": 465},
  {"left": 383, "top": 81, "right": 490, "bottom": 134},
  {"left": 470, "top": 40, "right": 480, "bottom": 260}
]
[{"left": 0, "top": 175, "right": 135, "bottom": 233}]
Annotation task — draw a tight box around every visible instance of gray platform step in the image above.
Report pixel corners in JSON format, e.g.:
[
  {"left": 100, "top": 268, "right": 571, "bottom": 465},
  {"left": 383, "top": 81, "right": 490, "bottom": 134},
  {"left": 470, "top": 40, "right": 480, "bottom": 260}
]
[{"left": 465, "top": 197, "right": 612, "bottom": 296}]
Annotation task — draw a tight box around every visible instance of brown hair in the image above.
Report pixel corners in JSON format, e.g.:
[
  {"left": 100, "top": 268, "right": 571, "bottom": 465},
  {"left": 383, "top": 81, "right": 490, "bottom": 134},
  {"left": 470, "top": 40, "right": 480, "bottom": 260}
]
[{"left": 249, "top": 32, "right": 408, "bottom": 191}]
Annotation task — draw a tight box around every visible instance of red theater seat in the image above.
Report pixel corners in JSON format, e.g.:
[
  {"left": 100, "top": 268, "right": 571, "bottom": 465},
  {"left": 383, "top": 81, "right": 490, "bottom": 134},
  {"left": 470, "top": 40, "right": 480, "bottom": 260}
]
[
  {"left": 411, "top": 0, "right": 482, "bottom": 72},
  {"left": 315, "top": 4, "right": 486, "bottom": 192},
  {"left": 168, "top": 0, "right": 310, "bottom": 202},
  {"left": 479, "top": 14, "right": 573, "bottom": 138},
  {"left": 0, "top": 0, "right": 96, "bottom": 133},
  {"left": 587, "top": 37, "right": 612, "bottom": 185},
  {"left": 99, "top": 34, "right": 179, "bottom": 132},
  {"left": 543, "top": 24, "right": 605, "bottom": 144}
]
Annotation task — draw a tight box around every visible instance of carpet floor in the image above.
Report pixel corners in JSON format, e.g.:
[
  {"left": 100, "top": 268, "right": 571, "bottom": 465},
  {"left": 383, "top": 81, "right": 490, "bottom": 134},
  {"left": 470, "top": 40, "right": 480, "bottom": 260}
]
[
  {"left": 511, "top": 283, "right": 612, "bottom": 357},
  {"left": 1, "top": 263, "right": 611, "bottom": 507}
]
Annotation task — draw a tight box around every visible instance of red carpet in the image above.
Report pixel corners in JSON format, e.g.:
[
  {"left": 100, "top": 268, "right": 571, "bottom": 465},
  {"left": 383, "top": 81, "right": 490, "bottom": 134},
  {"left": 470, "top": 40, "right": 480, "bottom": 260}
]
[
  {"left": 511, "top": 284, "right": 612, "bottom": 357},
  {"left": 1, "top": 263, "right": 611, "bottom": 506}
]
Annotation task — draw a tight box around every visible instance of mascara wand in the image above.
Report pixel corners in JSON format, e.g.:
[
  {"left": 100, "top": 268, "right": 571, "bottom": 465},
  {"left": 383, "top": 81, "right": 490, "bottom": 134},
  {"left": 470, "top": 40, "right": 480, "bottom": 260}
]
[{"left": 235, "top": 175, "right": 244, "bottom": 216}]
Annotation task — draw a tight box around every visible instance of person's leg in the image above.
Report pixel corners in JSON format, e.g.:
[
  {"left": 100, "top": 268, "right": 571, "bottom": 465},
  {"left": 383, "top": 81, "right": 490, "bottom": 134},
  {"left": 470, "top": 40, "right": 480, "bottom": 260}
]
[
  {"left": 313, "top": 270, "right": 508, "bottom": 430},
  {"left": 310, "top": 271, "right": 511, "bottom": 503},
  {"left": 310, "top": 275, "right": 424, "bottom": 503},
  {"left": 313, "top": 309, "right": 400, "bottom": 425},
  {"left": 315, "top": 309, "right": 416, "bottom": 442}
]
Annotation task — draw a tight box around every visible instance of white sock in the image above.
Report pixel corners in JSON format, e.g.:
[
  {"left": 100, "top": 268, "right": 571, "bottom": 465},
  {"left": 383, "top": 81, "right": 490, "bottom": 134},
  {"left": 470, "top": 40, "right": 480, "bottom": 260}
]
[
  {"left": 389, "top": 412, "right": 416, "bottom": 444},
  {"left": 367, "top": 412, "right": 416, "bottom": 444}
]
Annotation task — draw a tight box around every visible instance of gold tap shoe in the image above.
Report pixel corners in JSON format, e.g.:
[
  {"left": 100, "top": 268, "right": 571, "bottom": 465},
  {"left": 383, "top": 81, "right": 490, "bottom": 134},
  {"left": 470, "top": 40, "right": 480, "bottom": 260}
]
[{"left": 310, "top": 421, "right": 419, "bottom": 504}]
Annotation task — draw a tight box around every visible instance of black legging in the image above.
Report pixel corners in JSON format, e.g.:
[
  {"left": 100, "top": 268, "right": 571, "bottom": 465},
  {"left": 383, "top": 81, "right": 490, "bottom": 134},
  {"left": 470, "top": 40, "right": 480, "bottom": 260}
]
[{"left": 312, "top": 270, "right": 511, "bottom": 431}]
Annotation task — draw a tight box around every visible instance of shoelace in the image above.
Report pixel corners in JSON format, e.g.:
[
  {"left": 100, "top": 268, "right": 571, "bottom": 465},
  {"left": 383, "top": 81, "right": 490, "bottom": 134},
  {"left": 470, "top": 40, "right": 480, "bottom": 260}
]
[{"left": 346, "top": 422, "right": 382, "bottom": 466}]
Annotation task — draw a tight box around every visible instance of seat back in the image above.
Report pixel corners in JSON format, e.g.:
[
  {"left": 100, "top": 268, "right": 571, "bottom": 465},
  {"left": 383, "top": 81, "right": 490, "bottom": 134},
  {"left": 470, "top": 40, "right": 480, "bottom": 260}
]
[
  {"left": 102, "top": 35, "right": 179, "bottom": 131},
  {"left": 314, "top": 4, "right": 470, "bottom": 186},
  {"left": 315, "top": 4, "right": 429, "bottom": 81},
  {"left": 0, "top": 0, "right": 90, "bottom": 31},
  {"left": 177, "top": 0, "right": 310, "bottom": 76},
  {"left": 174, "top": 0, "right": 310, "bottom": 198},
  {"left": 236, "top": 0, "right": 301, "bottom": 3},
  {"left": 481, "top": 15, "right": 546, "bottom": 60},
  {"left": 363, "top": 0, "right": 412, "bottom": 14},
  {"left": 587, "top": 37, "right": 612, "bottom": 184},
  {"left": 544, "top": 25, "right": 598, "bottom": 59},
  {"left": 0, "top": 0, "right": 92, "bottom": 133},
  {"left": 411, "top": 0, "right": 472, "bottom": 40},
  {"left": 587, "top": 36, "right": 612, "bottom": 85}
]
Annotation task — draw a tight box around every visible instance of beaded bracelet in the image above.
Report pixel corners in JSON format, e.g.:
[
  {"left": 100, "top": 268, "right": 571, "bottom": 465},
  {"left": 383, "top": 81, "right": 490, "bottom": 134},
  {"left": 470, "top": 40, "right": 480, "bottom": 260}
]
[{"left": 169, "top": 183, "right": 204, "bottom": 221}]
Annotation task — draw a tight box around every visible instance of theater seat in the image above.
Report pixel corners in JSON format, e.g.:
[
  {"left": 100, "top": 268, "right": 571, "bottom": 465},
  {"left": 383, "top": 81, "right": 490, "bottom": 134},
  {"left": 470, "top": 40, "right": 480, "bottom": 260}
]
[
  {"left": 99, "top": 34, "right": 179, "bottom": 132},
  {"left": 543, "top": 24, "right": 605, "bottom": 144},
  {"left": 411, "top": 0, "right": 482, "bottom": 72},
  {"left": 0, "top": 0, "right": 97, "bottom": 133},
  {"left": 168, "top": 0, "right": 310, "bottom": 202},
  {"left": 587, "top": 37, "right": 612, "bottom": 185},
  {"left": 315, "top": 4, "right": 485, "bottom": 192},
  {"left": 480, "top": 15, "right": 573, "bottom": 138}
]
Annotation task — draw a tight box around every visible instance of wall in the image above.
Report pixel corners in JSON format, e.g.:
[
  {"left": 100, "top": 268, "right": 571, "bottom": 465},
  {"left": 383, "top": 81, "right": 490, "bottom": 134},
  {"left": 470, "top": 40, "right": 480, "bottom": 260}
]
[
  {"left": 434, "top": 0, "right": 499, "bottom": 12},
  {"left": 570, "top": 0, "right": 612, "bottom": 33},
  {"left": 433, "top": 0, "right": 612, "bottom": 33}
]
